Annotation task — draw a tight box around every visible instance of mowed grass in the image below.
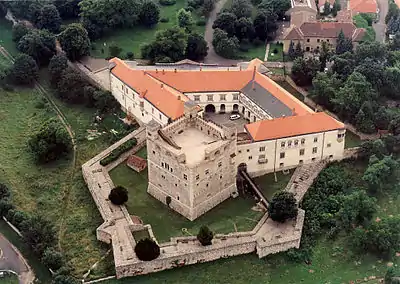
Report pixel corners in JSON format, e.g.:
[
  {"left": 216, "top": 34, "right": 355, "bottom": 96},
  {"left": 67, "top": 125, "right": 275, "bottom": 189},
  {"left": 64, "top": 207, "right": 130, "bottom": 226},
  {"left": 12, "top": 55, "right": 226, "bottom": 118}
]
[
  {"left": 91, "top": 0, "right": 205, "bottom": 59},
  {"left": 0, "top": 274, "right": 19, "bottom": 284},
  {"left": 0, "top": 18, "right": 18, "bottom": 56},
  {"left": 345, "top": 131, "right": 362, "bottom": 149},
  {"left": 109, "top": 158, "right": 291, "bottom": 242},
  {"left": 238, "top": 43, "right": 266, "bottom": 60},
  {"left": 266, "top": 43, "right": 284, "bottom": 62}
]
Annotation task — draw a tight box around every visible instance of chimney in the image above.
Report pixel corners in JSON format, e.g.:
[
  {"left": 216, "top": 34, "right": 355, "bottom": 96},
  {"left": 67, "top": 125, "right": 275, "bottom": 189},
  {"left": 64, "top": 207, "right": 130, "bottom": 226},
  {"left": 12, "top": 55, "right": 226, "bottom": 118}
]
[
  {"left": 177, "top": 96, "right": 181, "bottom": 100},
  {"left": 174, "top": 68, "right": 177, "bottom": 73},
  {"left": 162, "top": 69, "right": 165, "bottom": 74},
  {"left": 156, "top": 69, "right": 158, "bottom": 73},
  {"left": 239, "top": 66, "right": 242, "bottom": 71},
  {"left": 161, "top": 84, "right": 163, "bottom": 88},
  {"left": 200, "top": 66, "right": 202, "bottom": 71}
]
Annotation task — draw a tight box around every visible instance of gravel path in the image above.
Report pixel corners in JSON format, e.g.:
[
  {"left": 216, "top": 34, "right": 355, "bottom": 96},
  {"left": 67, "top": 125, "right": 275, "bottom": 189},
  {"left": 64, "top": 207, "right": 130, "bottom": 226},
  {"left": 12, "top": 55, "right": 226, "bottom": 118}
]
[{"left": 373, "top": 0, "right": 388, "bottom": 43}]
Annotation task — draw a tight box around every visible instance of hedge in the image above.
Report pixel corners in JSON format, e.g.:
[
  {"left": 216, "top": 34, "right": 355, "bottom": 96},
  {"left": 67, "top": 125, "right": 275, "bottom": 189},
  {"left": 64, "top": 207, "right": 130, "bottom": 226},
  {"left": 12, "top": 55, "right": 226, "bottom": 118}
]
[{"left": 100, "top": 138, "right": 137, "bottom": 166}]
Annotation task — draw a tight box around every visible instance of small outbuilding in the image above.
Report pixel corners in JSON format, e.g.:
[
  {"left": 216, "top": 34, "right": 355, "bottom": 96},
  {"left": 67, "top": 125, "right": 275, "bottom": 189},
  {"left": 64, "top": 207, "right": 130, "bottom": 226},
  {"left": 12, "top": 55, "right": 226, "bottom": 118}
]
[{"left": 127, "top": 155, "right": 147, "bottom": 172}]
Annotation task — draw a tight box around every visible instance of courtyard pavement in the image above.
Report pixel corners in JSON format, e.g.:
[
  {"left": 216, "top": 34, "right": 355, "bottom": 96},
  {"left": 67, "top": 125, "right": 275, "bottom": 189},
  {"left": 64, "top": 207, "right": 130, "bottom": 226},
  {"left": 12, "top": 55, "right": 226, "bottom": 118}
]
[{"left": 203, "top": 112, "right": 249, "bottom": 133}]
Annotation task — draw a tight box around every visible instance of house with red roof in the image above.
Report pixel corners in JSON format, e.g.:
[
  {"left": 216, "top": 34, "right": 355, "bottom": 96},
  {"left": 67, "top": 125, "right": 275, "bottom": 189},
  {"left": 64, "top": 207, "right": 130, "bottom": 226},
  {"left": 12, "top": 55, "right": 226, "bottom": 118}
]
[{"left": 349, "top": 0, "right": 377, "bottom": 14}]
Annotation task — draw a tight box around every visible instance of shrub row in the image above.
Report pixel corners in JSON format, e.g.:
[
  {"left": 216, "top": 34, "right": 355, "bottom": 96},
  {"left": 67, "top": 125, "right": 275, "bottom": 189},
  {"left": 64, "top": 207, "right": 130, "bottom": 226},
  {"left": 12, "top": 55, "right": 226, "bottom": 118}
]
[{"left": 100, "top": 138, "right": 137, "bottom": 166}]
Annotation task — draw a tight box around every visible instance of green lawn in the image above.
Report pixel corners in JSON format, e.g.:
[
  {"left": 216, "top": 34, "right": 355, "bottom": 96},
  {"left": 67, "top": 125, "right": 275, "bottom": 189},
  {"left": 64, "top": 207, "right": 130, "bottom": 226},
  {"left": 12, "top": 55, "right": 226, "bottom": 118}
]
[
  {"left": 345, "top": 131, "right": 362, "bottom": 149},
  {"left": 109, "top": 159, "right": 291, "bottom": 242},
  {"left": 0, "top": 274, "right": 19, "bottom": 284},
  {"left": 238, "top": 43, "right": 266, "bottom": 61},
  {"left": 267, "top": 43, "right": 283, "bottom": 62},
  {"left": 91, "top": 0, "right": 205, "bottom": 59},
  {"left": 0, "top": 18, "right": 18, "bottom": 56}
]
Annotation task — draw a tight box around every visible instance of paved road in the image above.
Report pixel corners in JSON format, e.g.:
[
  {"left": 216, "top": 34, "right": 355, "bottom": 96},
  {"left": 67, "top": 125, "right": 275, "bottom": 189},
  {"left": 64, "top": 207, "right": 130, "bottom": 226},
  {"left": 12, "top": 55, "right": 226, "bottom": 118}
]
[
  {"left": 203, "top": 0, "right": 241, "bottom": 65},
  {"left": 373, "top": 0, "right": 388, "bottom": 42}
]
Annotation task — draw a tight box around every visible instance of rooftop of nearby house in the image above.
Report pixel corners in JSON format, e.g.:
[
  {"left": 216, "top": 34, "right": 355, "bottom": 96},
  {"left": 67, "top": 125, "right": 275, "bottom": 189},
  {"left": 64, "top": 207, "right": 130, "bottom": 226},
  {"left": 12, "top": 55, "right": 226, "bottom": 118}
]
[
  {"left": 284, "top": 22, "right": 365, "bottom": 40},
  {"left": 349, "top": 0, "right": 377, "bottom": 14},
  {"left": 245, "top": 112, "right": 345, "bottom": 142}
]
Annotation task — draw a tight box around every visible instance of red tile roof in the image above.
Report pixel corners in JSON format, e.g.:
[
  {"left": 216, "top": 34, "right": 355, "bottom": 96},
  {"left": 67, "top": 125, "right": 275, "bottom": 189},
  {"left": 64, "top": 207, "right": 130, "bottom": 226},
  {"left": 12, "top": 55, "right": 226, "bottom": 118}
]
[
  {"left": 349, "top": 0, "right": 377, "bottom": 14},
  {"left": 299, "top": 22, "right": 358, "bottom": 38},
  {"left": 245, "top": 112, "right": 344, "bottom": 141}
]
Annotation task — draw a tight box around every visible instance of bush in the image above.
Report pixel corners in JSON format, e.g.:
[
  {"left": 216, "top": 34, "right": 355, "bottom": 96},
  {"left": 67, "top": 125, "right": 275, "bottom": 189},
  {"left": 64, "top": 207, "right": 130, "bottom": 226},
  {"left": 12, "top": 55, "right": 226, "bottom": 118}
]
[
  {"left": 273, "top": 48, "right": 278, "bottom": 54},
  {"left": 159, "top": 0, "right": 176, "bottom": 5},
  {"left": 197, "top": 225, "right": 213, "bottom": 246},
  {"left": 12, "top": 23, "right": 29, "bottom": 43},
  {"left": 0, "top": 183, "right": 11, "bottom": 200},
  {"left": 99, "top": 138, "right": 137, "bottom": 166},
  {"left": 196, "top": 18, "right": 207, "bottom": 26},
  {"left": 109, "top": 42, "right": 122, "bottom": 58},
  {"left": 42, "top": 248, "right": 64, "bottom": 271},
  {"left": 28, "top": 118, "right": 72, "bottom": 163},
  {"left": 9, "top": 54, "right": 38, "bottom": 85},
  {"left": 268, "top": 191, "right": 298, "bottom": 223},
  {"left": 135, "top": 238, "right": 160, "bottom": 261},
  {"left": 160, "top": 17, "right": 169, "bottom": 22},
  {"left": 126, "top": 51, "right": 134, "bottom": 60},
  {"left": 108, "top": 186, "right": 128, "bottom": 205}
]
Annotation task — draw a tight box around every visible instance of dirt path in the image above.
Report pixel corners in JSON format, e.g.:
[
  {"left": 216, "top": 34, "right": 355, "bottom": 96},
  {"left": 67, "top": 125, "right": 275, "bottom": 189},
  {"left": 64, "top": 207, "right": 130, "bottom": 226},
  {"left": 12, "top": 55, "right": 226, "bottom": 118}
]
[{"left": 203, "top": 0, "right": 241, "bottom": 65}]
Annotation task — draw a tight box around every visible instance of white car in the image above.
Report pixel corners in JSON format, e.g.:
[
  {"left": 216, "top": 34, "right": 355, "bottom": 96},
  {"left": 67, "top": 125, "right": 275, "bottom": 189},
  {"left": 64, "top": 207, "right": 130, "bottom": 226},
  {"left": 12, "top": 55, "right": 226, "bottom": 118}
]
[{"left": 229, "top": 114, "right": 241, "bottom": 120}]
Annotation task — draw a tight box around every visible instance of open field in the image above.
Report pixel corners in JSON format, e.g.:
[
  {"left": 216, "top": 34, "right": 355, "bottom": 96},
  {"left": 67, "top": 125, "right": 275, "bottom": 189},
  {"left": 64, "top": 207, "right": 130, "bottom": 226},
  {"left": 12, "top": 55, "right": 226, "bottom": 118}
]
[
  {"left": 109, "top": 160, "right": 292, "bottom": 242},
  {"left": 91, "top": 0, "right": 205, "bottom": 59}
]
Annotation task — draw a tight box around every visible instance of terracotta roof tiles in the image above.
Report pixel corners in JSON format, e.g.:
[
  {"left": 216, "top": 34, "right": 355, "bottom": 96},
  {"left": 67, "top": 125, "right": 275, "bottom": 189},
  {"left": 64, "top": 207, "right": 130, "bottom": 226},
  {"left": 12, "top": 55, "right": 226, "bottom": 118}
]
[{"left": 349, "top": 0, "right": 377, "bottom": 14}]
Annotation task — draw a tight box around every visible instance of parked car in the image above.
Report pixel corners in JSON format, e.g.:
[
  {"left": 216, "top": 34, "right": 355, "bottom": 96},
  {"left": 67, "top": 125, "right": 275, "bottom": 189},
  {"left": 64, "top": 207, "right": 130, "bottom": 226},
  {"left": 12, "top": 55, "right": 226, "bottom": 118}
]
[{"left": 229, "top": 114, "right": 241, "bottom": 120}]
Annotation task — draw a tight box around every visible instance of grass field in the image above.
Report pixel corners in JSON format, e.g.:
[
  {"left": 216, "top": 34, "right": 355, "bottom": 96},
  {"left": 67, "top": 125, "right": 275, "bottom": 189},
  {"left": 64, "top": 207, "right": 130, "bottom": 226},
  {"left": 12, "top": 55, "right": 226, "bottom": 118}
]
[
  {"left": 91, "top": 0, "right": 205, "bottom": 59},
  {"left": 0, "top": 18, "right": 18, "bottom": 56},
  {"left": 109, "top": 160, "right": 292, "bottom": 242},
  {"left": 267, "top": 43, "right": 284, "bottom": 62},
  {"left": 238, "top": 43, "right": 266, "bottom": 60}
]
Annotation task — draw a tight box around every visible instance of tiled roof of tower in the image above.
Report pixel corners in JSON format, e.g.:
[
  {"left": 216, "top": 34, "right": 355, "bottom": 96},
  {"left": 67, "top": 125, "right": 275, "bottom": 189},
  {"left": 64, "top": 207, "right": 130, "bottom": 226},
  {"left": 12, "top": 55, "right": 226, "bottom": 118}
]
[
  {"left": 245, "top": 112, "right": 345, "bottom": 141},
  {"left": 109, "top": 58, "right": 186, "bottom": 119}
]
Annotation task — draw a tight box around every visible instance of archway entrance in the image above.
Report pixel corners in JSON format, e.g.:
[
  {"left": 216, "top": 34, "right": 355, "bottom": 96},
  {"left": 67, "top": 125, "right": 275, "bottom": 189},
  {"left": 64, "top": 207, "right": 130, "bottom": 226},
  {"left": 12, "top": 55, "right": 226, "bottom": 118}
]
[
  {"left": 233, "top": 104, "right": 239, "bottom": 113},
  {"left": 205, "top": 104, "right": 216, "bottom": 113},
  {"left": 220, "top": 104, "right": 226, "bottom": 113}
]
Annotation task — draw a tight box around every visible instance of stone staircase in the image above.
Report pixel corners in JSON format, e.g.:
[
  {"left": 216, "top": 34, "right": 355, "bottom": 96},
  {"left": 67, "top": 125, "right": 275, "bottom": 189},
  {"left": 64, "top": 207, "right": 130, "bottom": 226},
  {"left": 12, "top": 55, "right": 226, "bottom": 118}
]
[{"left": 285, "top": 160, "right": 327, "bottom": 203}]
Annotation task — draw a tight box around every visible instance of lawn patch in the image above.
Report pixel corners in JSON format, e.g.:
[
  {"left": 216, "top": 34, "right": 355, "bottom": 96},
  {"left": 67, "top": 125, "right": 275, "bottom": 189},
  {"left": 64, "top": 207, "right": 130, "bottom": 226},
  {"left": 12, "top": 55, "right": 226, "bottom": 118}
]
[
  {"left": 344, "top": 131, "right": 362, "bottom": 149},
  {"left": 0, "top": 18, "right": 19, "bottom": 56},
  {"left": 267, "top": 43, "right": 283, "bottom": 62},
  {"left": 353, "top": 14, "right": 376, "bottom": 42}
]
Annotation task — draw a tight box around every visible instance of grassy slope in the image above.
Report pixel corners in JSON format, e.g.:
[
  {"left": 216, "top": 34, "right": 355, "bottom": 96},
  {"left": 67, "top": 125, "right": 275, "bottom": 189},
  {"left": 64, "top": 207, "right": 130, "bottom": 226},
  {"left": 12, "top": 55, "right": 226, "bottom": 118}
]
[
  {"left": 353, "top": 14, "right": 376, "bottom": 42},
  {"left": 91, "top": 0, "right": 205, "bottom": 59},
  {"left": 109, "top": 163, "right": 291, "bottom": 242}
]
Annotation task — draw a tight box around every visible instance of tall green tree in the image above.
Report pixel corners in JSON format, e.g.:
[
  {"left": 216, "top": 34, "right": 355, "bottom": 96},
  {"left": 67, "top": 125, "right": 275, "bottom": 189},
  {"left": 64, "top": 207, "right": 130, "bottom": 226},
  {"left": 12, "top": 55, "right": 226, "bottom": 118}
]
[
  {"left": 323, "top": 1, "right": 331, "bottom": 15},
  {"left": 58, "top": 23, "right": 91, "bottom": 61},
  {"left": 268, "top": 191, "right": 298, "bottom": 223},
  {"left": 17, "top": 29, "right": 56, "bottom": 66},
  {"left": 12, "top": 24, "right": 30, "bottom": 43},
  {"left": 212, "top": 12, "right": 237, "bottom": 36},
  {"left": 291, "top": 57, "right": 320, "bottom": 86},
  {"left": 362, "top": 155, "right": 398, "bottom": 192},
  {"left": 186, "top": 33, "right": 208, "bottom": 60},
  {"left": 234, "top": 17, "right": 255, "bottom": 41},
  {"left": 336, "top": 30, "right": 353, "bottom": 54},
  {"left": 8, "top": 54, "right": 39, "bottom": 85},
  {"left": 212, "top": 28, "right": 239, "bottom": 58},
  {"left": 38, "top": 4, "right": 62, "bottom": 33},
  {"left": 230, "top": 0, "right": 252, "bottom": 18},
  {"left": 177, "top": 8, "right": 193, "bottom": 29},
  {"left": 139, "top": 0, "right": 160, "bottom": 27},
  {"left": 48, "top": 54, "right": 68, "bottom": 87}
]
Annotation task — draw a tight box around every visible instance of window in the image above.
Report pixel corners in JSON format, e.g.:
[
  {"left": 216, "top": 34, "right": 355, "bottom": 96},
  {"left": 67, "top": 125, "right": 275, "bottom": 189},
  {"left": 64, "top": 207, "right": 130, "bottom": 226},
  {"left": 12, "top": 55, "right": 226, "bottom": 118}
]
[
  {"left": 159, "top": 114, "right": 162, "bottom": 120},
  {"left": 299, "top": 160, "right": 304, "bottom": 164},
  {"left": 207, "top": 95, "right": 213, "bottom": 101},
  {"left": 238, "top": 150, "right": 242, "bottom": 153},
  {"left": 280, "top": 152, "right": 285, "bottom": 159},
  {"left": 306, "top": 46, "right": 310, "bottom": 52},
  {"left": 280, "top": 162, "right": 284, "bottom": 168},
  {"left": 288, "top": 140, "right": 292, "bottom": 147},
  {"left": 314, "top": 137, "right": 318, "bottom": 143},
  {"left": 329, "top": 155, "right": 333, "bottom": 159},
  {"left": 175, "top": 183, "right": 177, "bottom": 187},
  {"left": 327, "top": 39, "right": 330, "bottom": 42},
  {"left": 218, "top": 161, "right": 222, "bottom": 167},
  {"left": 220, "top": 175, "right": 223, "bottom": 179},
  {"left": 312, "top": 158, "right": 316, "bottom": 161},
  {"left": 194, "top": 95, "right": 200, "bottom": 102},
  {"left": 233, "top": 94, "right": 238, "bottom": 100},
  {"left": 177, "top": 196, "right": 180, "bottom": 200},
  {"left": 299, "top": 149, "right": 305, "bottom": 156},
  {"left": 196, "top": 174, "right": 200, "bottom": 180},
  {"left": 327, "top": 143, "right": 331, "bottom": 148},
  {"left": 153, "top": 150, "right": 155, "bottom": 154},
  {"left": 170, "top": 168, "right": 173, "bottom": 173},
  {"left": 152, "top": 108, "right": 154, "bottom": 114},
  {"left": 247, "top": 149, "right": 250, "bottom": 152},
  {"left": 259, "top": 146, "right": 265, "bottom": 152},
  {"left": 312, "top": 147, "right": 317, "bottom": 154},
  {"left": 281, "top": 141, "right": 285, "bottom": 147},
  {"left": 183, "top": 174, "right": 187, "bottom": 180},
  {"left": 220, "top": 94, "right": 226, "bottom": 101},
  {"left": 161, "top": 162, "right": 164, "bottom": 167},
  {"left": 301, "top": 138, "right": 305, "bottom": 145},
  {"left": 206, "top": 183, "right": 209, "bottom": 187},
  {"left": 294, "top": 140, "right": 299, "bottom": 146},
  {"left": 317, "top": 39, "right": 320, "bottom": 42},
  {"left": 337, "top": 133, "right": 345, "bottom": 139},
  {"left": 205, "top": 169, "right": 209, "bottom": 175},
  {"left": 259, "top": 154, "right": 265, "bottom": 159},
  {"left": 125, "top": 88, "right": 128, "bottom": 94},
  {"left": 307, "top": 39, "right": 310, "bottom": 42},
  {"left": 248, "top": 156, "right": 253, "bottom": 160}
]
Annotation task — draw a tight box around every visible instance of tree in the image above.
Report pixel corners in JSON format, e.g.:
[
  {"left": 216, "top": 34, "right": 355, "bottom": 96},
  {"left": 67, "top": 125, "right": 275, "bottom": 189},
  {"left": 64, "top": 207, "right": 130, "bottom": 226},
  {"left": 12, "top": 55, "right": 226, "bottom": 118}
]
[
  {"left": 212, "top": 12, "right": 237, "bottom": 36},
  {"left": 8, "top": 54, "right": 38, "bottom": 85},
  {"left": 253, "top": 9, "right": 278, "bottom": 41},
  {"left": 288, "top": 41, "right": 295, "bottom": 60},
  {"left": 362, "top": 155, "right": 398, "bottom": 192},
  {"left": 38, "top": 4, "right": 62, "bottom": 33},
  {"left": 374, "top": 106, "right": 391, "bottom": 130},
  {"left": 141, "top": 27, "right": 188, "bottom": 63},
  {"left": 92, "top": 89, "right": 120, "bottom": 113},
  {"left": 319, "top": 41, "right": 330, "bottom": 70},
  {"left": 291, "top": 57, "right": 320, "bottom": 86},
  {"left": 311, "top": 72, "right": 342, "bottom": 107},
  {"left": 331, "top": 52, "right": 356, "bottom": 80},
  {"left": 177, "top": 8, "right": 193, "bottom": 29},
  {"left": 294, "top": 41, "right": 304, "bottom": 58},
  {"left": 355, "top": 102, "right": 376, "bottom": 134},
  {"left": 49, "top": 54, "right": 69, "bottom": 87},
  {"left": 42, "top": 248, "right": 64, "bottom": 271},
  {"left": 20, "top": 214, "right": 57, "bottom": 256},
  {"left": 108, "top": 43, "right": 123, "bottom": 58},
  {"left": 17, "top": 29, "right": 56, "bottom": 66},
  {"left": 12, "top": 24, "right": 30, "bottom": 43},
  {"left": 212, "top": 28, "right": 239, "bottom": 58},
  {"left": 134, "top": 238, "right": 160, "bottom": 261},
  {"left": 230, "top": 0, "right": 252, "bottom": 18},
  {"left": 28, "top": 118, "right": 72, "bottom": 163},
  {"left": 55, "top": 0, "right": 81, "bottom": 20},
  {"left": 258, "top": 0, "right": 291, "bottom": 19},
  {"left": 336, "top": 30, "right": 353, "bottom": 54},
  {"left": 108, "top": 186, "right": 128, "bottom": 205},
  {"left": 52, "top": 275, "right": 79, "bottom": 284},
  {"left": 186, "top": 33, "right": 208, "bottom": 60},
  {"left": 197, "top": 225, "right": 214, "bottom": 245},
  {"left": 234, "top": 17, "right": 255, "bottom": 41},
  {"left": 0, "top": 183, "right": 11, "bottom": 200},
  {"left": 56, "top": 68, "right": 88, "bottom": 103},
  {"left": 323, "top": 1, "right": 331, "bottom": 15},
  {"left": 58, "top": 23, "right": 91, "bottom": 61},
  {"left": 335, "top": 190, "right": 377, "bottom": 230},
  {"left": 389, "top": 114, "right": 400, "bottom": 135},
  {"left": 268, "top": 191, "right": 298, "bottom": 223},
  {"left": 139, "top": 0, "right": 160, "bottom": 27},
  {"left": 385, "top": 267, "right": 400, "bottom": 284},
  {"left": 202, "top": 0, "right": 216, "bottom": 16},
  {"left": 354, "top": 58, "right": 386, "bottom": 90}
]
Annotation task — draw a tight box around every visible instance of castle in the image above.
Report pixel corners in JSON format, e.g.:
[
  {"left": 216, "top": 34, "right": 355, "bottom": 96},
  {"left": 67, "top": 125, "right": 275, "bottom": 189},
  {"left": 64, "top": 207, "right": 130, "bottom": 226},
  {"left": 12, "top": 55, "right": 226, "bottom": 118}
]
[{"left": 108, "top": 58, "right": 346, "bottom": 220}]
